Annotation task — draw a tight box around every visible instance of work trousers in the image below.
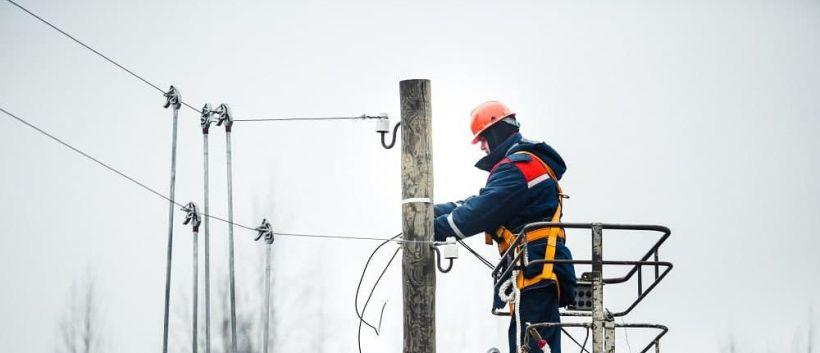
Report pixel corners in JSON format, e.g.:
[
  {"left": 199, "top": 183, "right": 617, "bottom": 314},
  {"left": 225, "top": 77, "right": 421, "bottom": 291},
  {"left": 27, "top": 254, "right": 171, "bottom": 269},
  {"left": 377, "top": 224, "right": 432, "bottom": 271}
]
[{"left": 507, "top": 284, "right": 561, "bottom": 353}]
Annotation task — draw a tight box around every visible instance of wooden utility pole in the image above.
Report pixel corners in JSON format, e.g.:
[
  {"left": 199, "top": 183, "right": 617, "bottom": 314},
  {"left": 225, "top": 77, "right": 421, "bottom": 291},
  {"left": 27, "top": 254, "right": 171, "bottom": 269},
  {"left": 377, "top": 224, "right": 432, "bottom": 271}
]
[{"left": 400, "top": 79, "right": 435, "bottom": 353}]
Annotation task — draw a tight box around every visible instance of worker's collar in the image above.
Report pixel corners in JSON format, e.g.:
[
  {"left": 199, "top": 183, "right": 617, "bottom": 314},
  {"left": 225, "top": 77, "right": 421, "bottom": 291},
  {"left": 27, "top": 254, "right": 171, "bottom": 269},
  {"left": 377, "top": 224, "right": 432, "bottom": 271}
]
[{"left": 475, "top": 133, "right": 522, "bottom": 171}]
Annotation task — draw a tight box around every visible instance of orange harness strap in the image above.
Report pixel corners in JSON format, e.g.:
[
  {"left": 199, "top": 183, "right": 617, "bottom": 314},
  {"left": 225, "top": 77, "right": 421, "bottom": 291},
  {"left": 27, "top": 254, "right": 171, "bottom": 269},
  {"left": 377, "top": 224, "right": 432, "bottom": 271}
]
[{"left": 488, "top": 151, "right": 566, "bottom": 292}]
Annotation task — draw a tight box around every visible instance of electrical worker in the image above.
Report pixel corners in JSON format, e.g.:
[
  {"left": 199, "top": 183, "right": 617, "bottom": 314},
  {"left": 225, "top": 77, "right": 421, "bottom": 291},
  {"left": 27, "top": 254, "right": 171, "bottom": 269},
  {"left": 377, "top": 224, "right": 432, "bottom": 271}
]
[{"left": 434, "top": 101, "right": 576, "bottom": 353}]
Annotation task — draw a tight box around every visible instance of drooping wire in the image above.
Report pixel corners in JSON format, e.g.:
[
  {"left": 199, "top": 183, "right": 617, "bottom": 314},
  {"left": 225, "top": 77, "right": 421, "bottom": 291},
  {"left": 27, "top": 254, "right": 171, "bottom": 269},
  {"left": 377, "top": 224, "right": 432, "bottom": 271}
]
[
  {"left": 560, "top": 327, "right": 591, "bottom": 353},
  {"left": 355, "top": 233, "right": 400, "bottom": 332},
  {"left": 620, "top": 317, "right": 633, "bottom": 353},
  {"left": 0, "top": 106, "right": 436, "bottom": 245},
  {"left": 355, "top": 234, "right": 402, "bottom": 353},
  {"left": 3, "top": 0, "right": 201, "bottom": 113}
]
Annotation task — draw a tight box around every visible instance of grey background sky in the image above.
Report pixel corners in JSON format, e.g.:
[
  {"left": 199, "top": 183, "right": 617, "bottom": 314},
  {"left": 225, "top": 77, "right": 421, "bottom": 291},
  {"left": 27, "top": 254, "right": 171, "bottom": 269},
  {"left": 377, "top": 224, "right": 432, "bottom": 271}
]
[{"left": 1, "top": 0, "right": 819, "bottom": 352}]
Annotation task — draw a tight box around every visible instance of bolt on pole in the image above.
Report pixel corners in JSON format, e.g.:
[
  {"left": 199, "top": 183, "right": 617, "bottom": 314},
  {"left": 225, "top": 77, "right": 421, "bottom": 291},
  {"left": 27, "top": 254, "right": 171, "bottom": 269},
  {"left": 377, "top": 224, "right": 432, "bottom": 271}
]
[
  {"left": 161, "top": 86, "right": 181, "bottom": 353},
  {"left": 399, "top": 79, "right": 436, "bottom": 353},
  {"left": 216, "top": 104, "right": 238, "bottom": 353},
  {"left": 200, "top": 105, "right": 213, "bottom": 353},
  {"left": 591, "top": 223, "right": 604, "bottom": 353}
]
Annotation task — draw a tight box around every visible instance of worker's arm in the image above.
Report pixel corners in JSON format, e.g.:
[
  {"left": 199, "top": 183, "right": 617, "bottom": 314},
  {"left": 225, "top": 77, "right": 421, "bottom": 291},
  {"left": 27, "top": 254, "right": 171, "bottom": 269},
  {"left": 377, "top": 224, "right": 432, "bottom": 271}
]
[
  {"left": 434, "top": 197, "right": 475, "bottom": 217},
  {"left": 433, "top": 163, "right": 528, "bottom": 241}
]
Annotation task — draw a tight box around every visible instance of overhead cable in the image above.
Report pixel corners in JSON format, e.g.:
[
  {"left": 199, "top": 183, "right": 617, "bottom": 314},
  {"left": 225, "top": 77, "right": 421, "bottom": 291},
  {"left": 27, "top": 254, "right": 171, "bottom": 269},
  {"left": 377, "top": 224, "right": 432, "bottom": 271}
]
[
  {"left": 4, "top": 0, "right": 389, "bottom": 125},
  {"left": 3, "top": 0, "right": 201, "bottom": 113},
  {"left": 234, "top": 115, "right": 385, "bottom": 122},
  {"left": 0, "top": 106, "right": 432, "bottom": 245}
]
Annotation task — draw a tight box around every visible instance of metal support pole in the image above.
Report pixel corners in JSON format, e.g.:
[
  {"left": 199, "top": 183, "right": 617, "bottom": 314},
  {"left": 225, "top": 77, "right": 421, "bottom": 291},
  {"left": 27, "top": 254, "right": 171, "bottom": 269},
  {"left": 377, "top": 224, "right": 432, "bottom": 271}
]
[
  {"left": 591, "top": 223, "right": 604, "bottom": 353},
  {"left": 200, "top": 105, "right": 213, "bottom": 353},
  {"left": 192, "top": 228, "right": 199, "bottom": 353},
  {"left": 161, "top": 86, "right": 181, "bottom": 353},
  {"left": 263, "top": 243, "right": 272, "bottom": 353},
  {"left": 216, "top": 104, "right": 237, "bottom": 353},
  {"left": 604, "top": 317, "right": 616, "bottom": 353},
  {"left": 399, "top": 79, "right": 435, "bottom": 353},
  {"left": 254, "top": 219, "right": 274, "bottom": 353},
  {"left": 182, "top": 203, "right": 202, "bottom": 353}
]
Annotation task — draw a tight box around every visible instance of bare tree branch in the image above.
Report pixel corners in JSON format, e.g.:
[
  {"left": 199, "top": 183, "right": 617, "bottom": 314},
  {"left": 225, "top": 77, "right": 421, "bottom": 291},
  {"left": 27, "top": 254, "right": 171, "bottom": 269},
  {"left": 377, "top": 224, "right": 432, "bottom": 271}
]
[{"left": 56, "top": 272, "right": 100, "bottom": 353}]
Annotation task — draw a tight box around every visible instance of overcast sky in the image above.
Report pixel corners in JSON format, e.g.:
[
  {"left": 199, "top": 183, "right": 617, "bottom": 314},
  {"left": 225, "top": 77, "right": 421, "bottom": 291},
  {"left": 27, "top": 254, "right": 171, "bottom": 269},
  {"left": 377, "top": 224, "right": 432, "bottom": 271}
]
[{"left": 2, "top": 0, "right": 819, "bottom": 352}]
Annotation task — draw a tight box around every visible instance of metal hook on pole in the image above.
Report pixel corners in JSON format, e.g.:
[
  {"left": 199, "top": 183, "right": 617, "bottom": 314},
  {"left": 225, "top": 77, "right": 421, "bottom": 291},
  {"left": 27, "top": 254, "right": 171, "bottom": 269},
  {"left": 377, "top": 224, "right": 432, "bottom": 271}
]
[
  {"left": 199, "top": 104, "right": 214, "bottom": 353},
  {"left": 161, "top": 85, "right": 181, "bottom": 353},
  {"left": 254, "top": 219, "right": 274, "bottom": 353},
  {"left": 215, "top": 103, "right": 238, "bottom": 353},
  {"left": 374, "top": 114, "right": 401, "bottom": 149},
  {"left": 182, "top": 202, "right": 201, "bottom": 353},
  {"left": 431, "top": 237, "right": 459, "bottom": 273}
]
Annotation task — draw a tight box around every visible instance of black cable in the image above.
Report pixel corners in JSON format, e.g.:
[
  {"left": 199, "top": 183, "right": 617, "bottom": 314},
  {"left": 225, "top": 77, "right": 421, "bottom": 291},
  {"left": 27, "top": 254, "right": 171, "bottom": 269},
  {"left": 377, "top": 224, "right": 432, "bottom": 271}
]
[
  {"left": 355, "top": 234, "right": 402, "bottom": 353},
  {"left": 561, "top": 327, "right": 591, "bottom": 353},
  {"left": 457, "top": 238, "right": 495, "bottom": 269},
  {"left": 354, "top": 234, "right": 400, "bottom": 332},
  {"left": 3, "top": 0, "right": 201, "bottom": 113}
]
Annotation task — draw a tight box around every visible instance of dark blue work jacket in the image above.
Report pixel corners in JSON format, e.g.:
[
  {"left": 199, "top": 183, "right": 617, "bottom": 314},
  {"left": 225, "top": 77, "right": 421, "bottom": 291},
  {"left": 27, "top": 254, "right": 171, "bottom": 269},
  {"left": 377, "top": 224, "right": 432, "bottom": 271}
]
[{"left": 434, "top": 133, "right": 576, "bottom": 302}]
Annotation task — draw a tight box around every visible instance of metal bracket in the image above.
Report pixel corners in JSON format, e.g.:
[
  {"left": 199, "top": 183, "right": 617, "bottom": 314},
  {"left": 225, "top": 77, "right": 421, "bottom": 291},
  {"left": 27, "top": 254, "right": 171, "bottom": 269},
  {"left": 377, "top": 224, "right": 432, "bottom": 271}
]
[
  {"left": 377, "top": 114, "right": 401, "bottom": 149},
  {"left": 431, "top": 237, "right": 458, "bottom": 273},
  {"left": 254, "top": 219, "right": 274, "bottom": 244},
  {"left": 181, "top": 202, "right": 201, "bottom": 231},
  {"left": 163, "top": 85, "right": 181, "bottom": 110},
  {"left": 215, "top": 103, "right": 233, "bottom": 131}
]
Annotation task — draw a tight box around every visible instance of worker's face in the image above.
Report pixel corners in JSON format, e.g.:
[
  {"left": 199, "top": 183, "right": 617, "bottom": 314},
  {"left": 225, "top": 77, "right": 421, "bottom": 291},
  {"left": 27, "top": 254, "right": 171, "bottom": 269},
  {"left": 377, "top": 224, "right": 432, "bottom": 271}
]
[{"left": 479, "top": 137, "right": 490, "bottom": 155}]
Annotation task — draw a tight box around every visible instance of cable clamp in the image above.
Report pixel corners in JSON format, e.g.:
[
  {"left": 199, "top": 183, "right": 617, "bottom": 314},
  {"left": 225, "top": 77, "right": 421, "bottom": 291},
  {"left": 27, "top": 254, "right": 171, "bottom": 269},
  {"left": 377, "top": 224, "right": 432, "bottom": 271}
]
[
  {"left": 215, "top": 103, "right": 233, "bottom": 130},
  {"left": 254, "top": 219, "right": 274, "bottom": 244},
  {"left": 201, "top": 104, "right": 214, "bottom": 133},
  {"left": 163, "top": 85, "right": 181, "bottom": 110},
  {"left": 181, "top": 202, "right": 201, "bottom": 231},
  {"left": 401, "top": 197, "right": 432, "bottom": 205}
]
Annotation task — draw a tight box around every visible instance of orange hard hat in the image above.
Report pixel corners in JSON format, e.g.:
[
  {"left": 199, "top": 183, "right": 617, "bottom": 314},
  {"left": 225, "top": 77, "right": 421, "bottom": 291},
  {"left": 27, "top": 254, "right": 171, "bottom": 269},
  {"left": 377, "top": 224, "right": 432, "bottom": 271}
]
[{"left": 470, "top": 101, "right": 515, "bottom": 144}]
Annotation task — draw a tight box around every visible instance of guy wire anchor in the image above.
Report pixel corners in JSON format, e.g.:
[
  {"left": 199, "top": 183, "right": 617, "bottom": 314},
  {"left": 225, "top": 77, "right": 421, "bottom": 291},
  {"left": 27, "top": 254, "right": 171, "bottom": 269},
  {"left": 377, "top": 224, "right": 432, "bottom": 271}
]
[
  {"left": 161, "top": 84, "right": 181, "bottom": 353},
  {"left": 181, "top": 202, "right": 201, "bottom": 353}
]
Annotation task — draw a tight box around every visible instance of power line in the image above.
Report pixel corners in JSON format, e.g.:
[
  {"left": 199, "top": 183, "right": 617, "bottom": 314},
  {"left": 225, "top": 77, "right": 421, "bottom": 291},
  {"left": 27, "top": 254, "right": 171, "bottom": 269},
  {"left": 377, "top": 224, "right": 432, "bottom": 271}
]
[
  {"left": 234, "top": 115, "right": 385, "bottom": 122},
  {"left": 0, "top": 106, "right": 175, "bottom": 203},
  {"left": 0, "top": 106, "right": 429, "bottom": 245},
  {"left": 3, "top": 0, "right": 201, "bottom": 113},
  {"left": 5, "top": 0, "right": 391, "bottom": 125}
]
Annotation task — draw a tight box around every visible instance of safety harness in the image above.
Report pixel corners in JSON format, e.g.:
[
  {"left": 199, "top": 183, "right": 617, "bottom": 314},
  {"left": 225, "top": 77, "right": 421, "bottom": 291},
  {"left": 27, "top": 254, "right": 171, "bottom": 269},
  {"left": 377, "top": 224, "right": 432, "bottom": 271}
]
[{"left": 486, "top": 151, "right": 566, "bottom": 292}]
